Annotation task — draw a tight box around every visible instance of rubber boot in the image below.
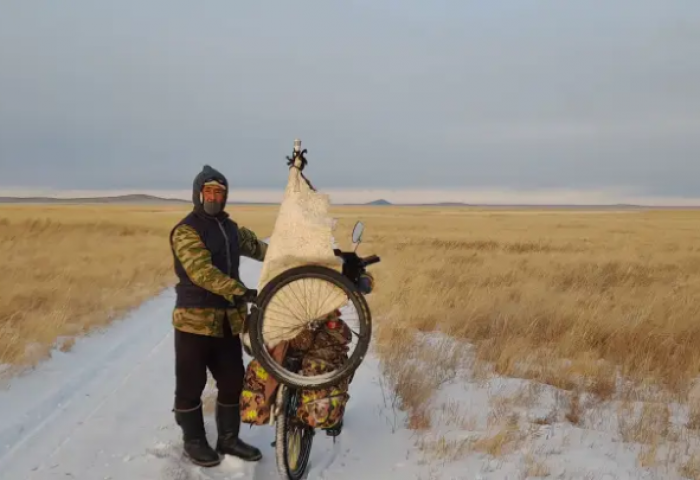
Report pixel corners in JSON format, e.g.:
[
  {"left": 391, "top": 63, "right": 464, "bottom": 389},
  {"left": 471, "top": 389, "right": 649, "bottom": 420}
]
[
  {"left": 215, "top": 402, "right": 262, "bottom": 461},
  {"left": 174, "top": 403, "right": 221, "bottom": 467}
]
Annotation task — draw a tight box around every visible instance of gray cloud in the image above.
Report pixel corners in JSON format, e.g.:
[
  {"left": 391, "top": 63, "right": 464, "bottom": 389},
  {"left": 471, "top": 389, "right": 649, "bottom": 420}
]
[{"left": 1, "top": 0, "right": 699, "bottom": 197}]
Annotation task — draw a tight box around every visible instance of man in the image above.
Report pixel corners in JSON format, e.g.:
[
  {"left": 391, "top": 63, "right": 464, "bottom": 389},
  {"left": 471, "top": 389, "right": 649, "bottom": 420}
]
[{"left": 169, "top": 165, "right": 268, "bottom": 467}]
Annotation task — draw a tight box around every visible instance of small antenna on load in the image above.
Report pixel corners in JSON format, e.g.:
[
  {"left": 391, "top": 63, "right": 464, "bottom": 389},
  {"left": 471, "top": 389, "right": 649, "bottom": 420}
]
[
  {"left": 286, "top": 137, "right": 315, "bottom": 190},
  {"left": 287, "top": 138, "right": 307, "bottom": 170}
]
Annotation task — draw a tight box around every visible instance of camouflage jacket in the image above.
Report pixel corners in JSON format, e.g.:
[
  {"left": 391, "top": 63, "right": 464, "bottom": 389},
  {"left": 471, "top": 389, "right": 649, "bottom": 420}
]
[{"left": 171, "top": 223, "right": 267, "bottom": 337}]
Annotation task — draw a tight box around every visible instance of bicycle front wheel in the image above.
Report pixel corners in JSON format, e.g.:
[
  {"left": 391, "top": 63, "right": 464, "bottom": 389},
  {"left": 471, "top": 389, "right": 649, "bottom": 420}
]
[{"left": 249, "top": 265, "right": 372, "bottom": 390}]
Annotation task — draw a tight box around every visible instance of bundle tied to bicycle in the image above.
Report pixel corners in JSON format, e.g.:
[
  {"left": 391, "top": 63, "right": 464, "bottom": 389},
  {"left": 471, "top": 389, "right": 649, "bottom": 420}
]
[
  {"left": 240, "top": 140, "right": 378, "bottom": 452},
  {"left": 241, "top": 138, "right": 376, "bottom": 396},
  {"left": 242, "top": 140, "right": 349, "bottom": 355},
  {"left": 239, "top": 140, "right": 370, "bottom": 476}
]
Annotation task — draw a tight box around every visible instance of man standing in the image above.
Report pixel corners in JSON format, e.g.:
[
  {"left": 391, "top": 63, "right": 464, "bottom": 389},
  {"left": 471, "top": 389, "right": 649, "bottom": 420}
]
[{"left": 169, "top": 165, "right": 267, "bottom": 467}]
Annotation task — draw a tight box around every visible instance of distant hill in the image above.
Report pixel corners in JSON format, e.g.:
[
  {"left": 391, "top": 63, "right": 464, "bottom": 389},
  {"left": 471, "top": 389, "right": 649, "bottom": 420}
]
[
  {"left": 0, "top": 194, "right": 189, "bottom": 204},
  {"left": 400, "top": 203, "right": 700, "bottom": 210},
  {"left": 349, "top": 200, "right": 662, "bottom": 209},
  {"left": 0, "top": 194, "right": 278, "bottom": 205},
  {"left": 0, "top": 195, "right": 396, "bottom": 206}
]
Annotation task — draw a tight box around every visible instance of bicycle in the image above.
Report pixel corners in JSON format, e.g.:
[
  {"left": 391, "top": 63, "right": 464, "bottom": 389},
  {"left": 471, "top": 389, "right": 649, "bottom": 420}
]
[{"left": 247, "top": 220, "right": 380, "bottom": 479}]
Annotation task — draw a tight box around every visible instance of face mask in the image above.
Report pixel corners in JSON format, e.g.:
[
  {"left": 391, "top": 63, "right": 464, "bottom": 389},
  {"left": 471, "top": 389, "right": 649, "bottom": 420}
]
[
  {"left": 201, "top": 183, "right": 226, "bottom": 216},
  {"left": 203, "top": 200, "right": 222, "bottom": 216}
]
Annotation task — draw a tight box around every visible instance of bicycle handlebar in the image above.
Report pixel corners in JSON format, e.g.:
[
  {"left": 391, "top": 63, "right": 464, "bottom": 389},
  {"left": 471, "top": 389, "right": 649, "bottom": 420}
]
[
  {"left": 361, "top": 255, "right": 380, "bottom": 266},
  {"left": 334, "top": 249, "right": 380, "bottom": 267}
]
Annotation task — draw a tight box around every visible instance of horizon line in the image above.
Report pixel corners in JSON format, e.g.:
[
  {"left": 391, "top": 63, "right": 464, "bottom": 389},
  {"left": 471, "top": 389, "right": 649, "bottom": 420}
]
[{"left": 2, "top": 187, "right": 700, "bottom": 207}]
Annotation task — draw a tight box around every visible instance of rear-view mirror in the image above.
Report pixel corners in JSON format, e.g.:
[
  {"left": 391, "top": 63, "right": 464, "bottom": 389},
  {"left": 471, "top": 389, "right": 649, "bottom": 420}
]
[{"left": 352, "top": 221, "right": 365, "bottom": 244}]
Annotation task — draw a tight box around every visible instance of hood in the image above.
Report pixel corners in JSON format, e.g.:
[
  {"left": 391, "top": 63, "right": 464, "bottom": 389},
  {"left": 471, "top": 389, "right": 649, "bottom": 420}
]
[{"left": 192, "top": 165, "right": 229, "bottom": 217}]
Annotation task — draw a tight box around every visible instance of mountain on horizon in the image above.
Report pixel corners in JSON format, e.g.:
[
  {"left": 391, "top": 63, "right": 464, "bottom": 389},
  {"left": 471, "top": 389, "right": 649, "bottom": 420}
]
[
  {"left": 0, "top": 193, "right": 188, "bottom": 204},
  {"left": 0, "top": 194, "right": 278, "bottom": 205},
  {"left": 0, "top": 194, "right": 399, "bottom": 206}
]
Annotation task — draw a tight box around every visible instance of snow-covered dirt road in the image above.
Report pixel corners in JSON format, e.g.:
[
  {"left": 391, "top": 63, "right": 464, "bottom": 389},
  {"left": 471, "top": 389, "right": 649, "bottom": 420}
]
[{"left": 0, "top": 257, "right": 424, "bottom": 480}]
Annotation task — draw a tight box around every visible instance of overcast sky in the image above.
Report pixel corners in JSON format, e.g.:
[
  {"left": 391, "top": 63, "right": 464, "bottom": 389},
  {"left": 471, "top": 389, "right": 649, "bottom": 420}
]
[{"left": 1, "top": 1, "right": 699, "bottom": 202}]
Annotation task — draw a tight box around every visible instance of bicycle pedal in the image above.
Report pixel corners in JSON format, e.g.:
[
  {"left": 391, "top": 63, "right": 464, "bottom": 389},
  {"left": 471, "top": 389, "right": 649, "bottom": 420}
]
[{"left": 324, "top": 422, "right": 343, "bottom": 438}]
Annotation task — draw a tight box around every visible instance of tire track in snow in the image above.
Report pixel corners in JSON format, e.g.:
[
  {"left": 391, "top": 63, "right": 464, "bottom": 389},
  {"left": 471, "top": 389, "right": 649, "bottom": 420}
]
[
  {"left": 0, "top": 291, "right": 176, "bottom": 477},
  {"left": 313, "top": 439, "right": 341, "bottom": 480},
  {"left": 28, "top": 328, "right": 174, "bottom": 476}
]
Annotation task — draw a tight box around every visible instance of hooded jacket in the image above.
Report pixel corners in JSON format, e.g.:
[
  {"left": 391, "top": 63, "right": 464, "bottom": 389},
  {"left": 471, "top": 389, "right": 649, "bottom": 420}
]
[{"left": 169, "top": 165, "right": 268, "bottom": 336}]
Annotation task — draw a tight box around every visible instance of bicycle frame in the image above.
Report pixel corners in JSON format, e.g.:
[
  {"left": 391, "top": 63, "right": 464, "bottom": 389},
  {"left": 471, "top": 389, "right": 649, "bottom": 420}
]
[{"left": 269, "top": 353, "right": 304, "bottom": 426}]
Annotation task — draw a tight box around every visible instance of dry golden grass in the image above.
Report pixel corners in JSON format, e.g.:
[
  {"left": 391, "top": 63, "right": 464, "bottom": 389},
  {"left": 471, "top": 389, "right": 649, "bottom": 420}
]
[
  {"left": 524, "top": 454, "right": 551, "bottom": 478},
  {"left": 5, "top": 203, "right": 700, "bottom": 402},
  {"left": 682, "top": 455, "right": 700, "bottom": 480},
  {"left": 0, "top": 204, "right": 276, "bottom": 372},
  {"left": 330, "top": 206, "right": 700, "bottom": 402},
  {"left": 3, "top": 203, "right": 699, "bottom": 395},
  {"left": 328, "top": 206, "right": 700, "bottom": 473}
]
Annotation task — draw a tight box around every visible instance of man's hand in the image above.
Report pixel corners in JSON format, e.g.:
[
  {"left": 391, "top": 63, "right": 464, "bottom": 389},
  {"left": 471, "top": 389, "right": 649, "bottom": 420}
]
[{"left": 240, "top": 288, "right": 258, "bottom": 304}]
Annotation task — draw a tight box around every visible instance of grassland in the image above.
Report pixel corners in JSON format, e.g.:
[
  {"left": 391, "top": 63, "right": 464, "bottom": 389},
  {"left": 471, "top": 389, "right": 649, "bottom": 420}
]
[
  {"left": 4, "top": 204, "right": 700, "bottom": 394},
  {"left": 330, "top": 206, "right": 700, "bottom": 475},
  {"left": 4, "top": 203, "right": 700, "bottom": 472},
  {"left": 332, "top": 207, "right": 700, "bottom": 398},
  {"left": 0, "top": 204, "right": 276, "bottom": 372}
]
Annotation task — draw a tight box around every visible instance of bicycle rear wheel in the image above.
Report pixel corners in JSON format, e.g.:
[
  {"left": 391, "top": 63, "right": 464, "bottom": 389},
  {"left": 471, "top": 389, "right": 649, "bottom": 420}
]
[
  {"left": 248, "top": 265, "right": 371, "bottom": 390},
  {"left": 275, "top": 385, "right": 314, "bottom": 480}
]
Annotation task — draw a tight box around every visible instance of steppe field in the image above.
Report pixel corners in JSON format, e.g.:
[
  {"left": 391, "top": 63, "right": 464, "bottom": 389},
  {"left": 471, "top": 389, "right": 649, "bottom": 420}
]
[{"left": 4, "top": 203, "right": 700, "bottom": 475}]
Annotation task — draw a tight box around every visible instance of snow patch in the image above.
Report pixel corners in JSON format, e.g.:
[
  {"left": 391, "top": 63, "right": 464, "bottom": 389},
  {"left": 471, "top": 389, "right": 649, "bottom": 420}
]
[{"left": 383, "top": 332, "right": 700, "bottom": 479}]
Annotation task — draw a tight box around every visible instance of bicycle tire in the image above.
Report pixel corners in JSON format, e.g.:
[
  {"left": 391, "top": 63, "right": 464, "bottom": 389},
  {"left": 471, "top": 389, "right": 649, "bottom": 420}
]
[
  {"left": 249, "top": 265, "right": 372, "bottom": 390},
  {"left": 275, "top": 386, "right": 314, "bottom": 480}
]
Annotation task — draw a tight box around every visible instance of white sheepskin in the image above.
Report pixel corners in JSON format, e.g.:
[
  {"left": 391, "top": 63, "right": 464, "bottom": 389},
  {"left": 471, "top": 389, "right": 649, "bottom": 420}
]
[{"left": 242, "top": 150, "right": 347, "bottom": 349}]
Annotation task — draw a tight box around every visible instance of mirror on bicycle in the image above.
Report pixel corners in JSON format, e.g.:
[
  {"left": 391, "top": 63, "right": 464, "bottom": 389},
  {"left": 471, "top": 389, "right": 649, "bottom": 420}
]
[{"left": 352, "top": 221, "right": 365, "bottom": 244}]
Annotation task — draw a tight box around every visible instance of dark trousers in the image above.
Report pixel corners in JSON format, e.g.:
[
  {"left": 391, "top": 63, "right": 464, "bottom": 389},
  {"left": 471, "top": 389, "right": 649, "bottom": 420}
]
[{"left": 174, "top": 324, "right": 244, "bottom": 410}]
